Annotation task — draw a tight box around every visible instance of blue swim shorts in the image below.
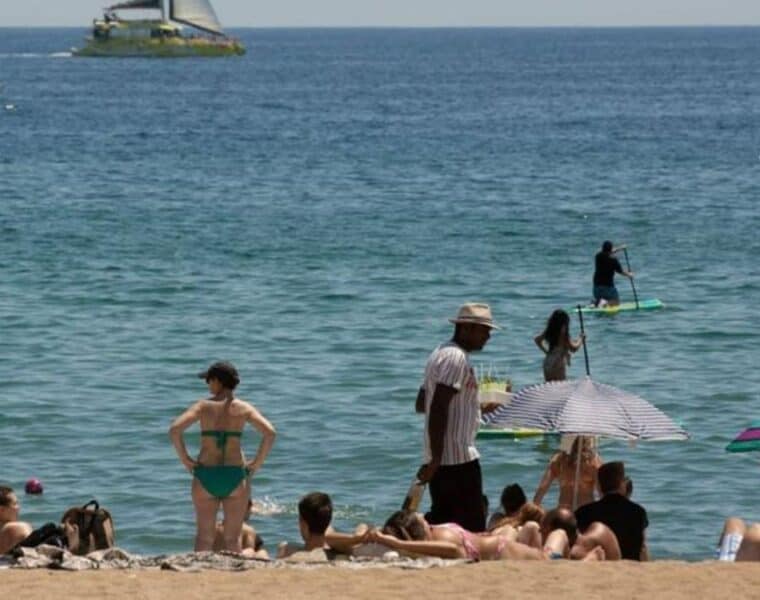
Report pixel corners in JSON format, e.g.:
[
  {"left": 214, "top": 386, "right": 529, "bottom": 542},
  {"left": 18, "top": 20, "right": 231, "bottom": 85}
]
[{"left": 593, "top": 285, "right": 619, "bottom": 302}]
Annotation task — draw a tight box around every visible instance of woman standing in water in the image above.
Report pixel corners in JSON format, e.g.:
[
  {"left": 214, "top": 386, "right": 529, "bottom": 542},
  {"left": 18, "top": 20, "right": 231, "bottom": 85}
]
[
  {"left": 534, "top": 309, "right": 585, "bottom": 382},
  {"left": 170, "top": 362, "right": 276, "bottom": 553},
  {"left": 533, "top": 436, "right": 601, "bottom": 510}
]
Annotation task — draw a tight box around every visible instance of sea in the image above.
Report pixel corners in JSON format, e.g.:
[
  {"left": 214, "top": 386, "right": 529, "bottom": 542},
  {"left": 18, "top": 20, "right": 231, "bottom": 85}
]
[{"left": 1, "top": 27, "right": 759, "bottom": 560}]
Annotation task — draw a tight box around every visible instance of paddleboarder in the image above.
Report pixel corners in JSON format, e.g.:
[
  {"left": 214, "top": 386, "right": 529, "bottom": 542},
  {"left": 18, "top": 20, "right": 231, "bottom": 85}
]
[{"left": 592, "top": 241, "right": 633, "bottom": 307}]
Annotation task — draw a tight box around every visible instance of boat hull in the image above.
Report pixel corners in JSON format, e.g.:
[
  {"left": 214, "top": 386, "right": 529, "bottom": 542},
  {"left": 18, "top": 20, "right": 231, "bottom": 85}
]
[{"left": 72, "top": 37, "right": 245, "bottom": 58}]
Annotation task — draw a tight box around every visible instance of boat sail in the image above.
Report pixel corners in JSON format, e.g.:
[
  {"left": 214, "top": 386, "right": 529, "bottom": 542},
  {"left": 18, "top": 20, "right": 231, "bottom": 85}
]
[
  {"left": 72, "top": 0, "right": 244, "bottom": 57},
  {"left": 170, "top": 0, "right": 224, "bottom": 36}
]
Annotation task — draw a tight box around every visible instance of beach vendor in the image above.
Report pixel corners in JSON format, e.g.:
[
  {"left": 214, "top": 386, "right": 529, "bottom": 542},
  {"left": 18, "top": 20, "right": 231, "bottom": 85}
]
[
  {"left": 169, "top": 361, "right": 276, "bottom": 553},
  {"left": 416, "top": 303, "right": 501, "bottom": 533},
  {"left": 592, "top": 241, "right": 633, "bottom": 307}
]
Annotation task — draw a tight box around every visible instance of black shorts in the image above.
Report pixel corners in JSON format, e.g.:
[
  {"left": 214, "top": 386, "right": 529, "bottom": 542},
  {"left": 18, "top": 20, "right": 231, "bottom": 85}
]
[{"left": 425, "top": 459, "right": 485, "bottom": 533}]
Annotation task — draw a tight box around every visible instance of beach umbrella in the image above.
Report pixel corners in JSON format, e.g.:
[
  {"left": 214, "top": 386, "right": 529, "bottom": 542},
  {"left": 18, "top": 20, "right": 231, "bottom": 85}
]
[
  {"left": 482, "top": 376, "right": 689, "bottom": 442},
  {"left": 482, "top": 306, "right": 688, "bottom": 508},
  {"left": 726, "top": 422, "right": 760, "bottom": 453}
]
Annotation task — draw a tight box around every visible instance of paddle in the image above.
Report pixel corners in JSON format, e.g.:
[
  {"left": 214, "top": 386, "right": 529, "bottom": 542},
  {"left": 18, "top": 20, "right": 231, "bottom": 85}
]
[
  {"left": 576, "top": 305, "right": 591, "bottom": 377},
  {"left": 622, "top": 247, "right": 640, "bottom": 310}
]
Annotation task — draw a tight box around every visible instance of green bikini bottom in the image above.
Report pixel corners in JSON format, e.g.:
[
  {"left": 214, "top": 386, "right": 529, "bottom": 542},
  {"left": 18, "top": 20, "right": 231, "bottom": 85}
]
[{"left": 194, "top": 465, "right": 249, "bottom": 499}]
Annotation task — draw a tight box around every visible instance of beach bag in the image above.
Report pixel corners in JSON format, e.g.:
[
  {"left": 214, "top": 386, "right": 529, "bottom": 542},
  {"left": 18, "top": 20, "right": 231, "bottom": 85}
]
[
  {"left": 61, "top": 500, "right": 115, "bottom": 555},
  {"left": 16, "top": 522, "right": 68, "bottom": 550}
]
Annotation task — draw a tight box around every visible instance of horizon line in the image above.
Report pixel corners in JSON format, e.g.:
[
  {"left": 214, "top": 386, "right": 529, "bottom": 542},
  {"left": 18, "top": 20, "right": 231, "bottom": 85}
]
[{"left": 2, "top": 23, "right": 760, "bottom": 29}]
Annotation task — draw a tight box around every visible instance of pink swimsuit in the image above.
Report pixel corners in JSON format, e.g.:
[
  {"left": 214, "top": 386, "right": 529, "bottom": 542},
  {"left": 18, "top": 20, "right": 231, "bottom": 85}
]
[{"left": 434, "top": 523, "right": 481, "bottom": 560}]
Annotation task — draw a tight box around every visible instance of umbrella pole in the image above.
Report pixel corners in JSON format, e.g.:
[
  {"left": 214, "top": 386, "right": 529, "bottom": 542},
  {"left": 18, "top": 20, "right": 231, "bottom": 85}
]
[
  {"left": 572, "top": 436, "right": 582, "bottom": 510},
  {"left": 576, "top": 305, "right": 591, "bottom": 376}
]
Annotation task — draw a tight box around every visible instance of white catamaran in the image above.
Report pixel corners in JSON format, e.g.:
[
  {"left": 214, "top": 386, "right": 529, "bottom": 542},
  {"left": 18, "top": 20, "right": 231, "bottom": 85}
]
[{"left": 72, "top": 0, "right": 245, "bottom": 57}]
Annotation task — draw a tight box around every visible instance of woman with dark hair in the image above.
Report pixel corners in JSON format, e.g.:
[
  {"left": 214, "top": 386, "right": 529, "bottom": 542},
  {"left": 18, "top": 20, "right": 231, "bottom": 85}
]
[
  {"left": 533, "top": 436, "right": 601, "bottom": 509},
  {"left": 534, "top": 309, "right": 584, "bottom": 381},
  {"left": 367, "top": 510, "right": 567, "bottom": 561},
  {"left": 169, "top": 361, "right": 276, "bottom": 553}
]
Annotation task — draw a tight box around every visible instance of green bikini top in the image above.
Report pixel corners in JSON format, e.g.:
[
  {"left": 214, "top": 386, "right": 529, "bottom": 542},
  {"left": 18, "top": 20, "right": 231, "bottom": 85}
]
[
  {"left": 201, "top": 430, "right": 242, "bottom": 465},
  {"left": 201, "top": 430, "right": 242, "bottom": 451}
]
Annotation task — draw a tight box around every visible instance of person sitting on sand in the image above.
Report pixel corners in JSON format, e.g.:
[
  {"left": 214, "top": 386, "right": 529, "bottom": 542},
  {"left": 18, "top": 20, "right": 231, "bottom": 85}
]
[
  {"left": 367, "top": 509, "right": 569, "bottom": 561},
  {"left": 592, "top": 241, "right": 633, "bottom": 307},
  {"left": 575, "top": 461, "right": 649, "bottom": 561},
  {"left": 533, "top": 436, "right": 602, "bottom": 509},
  {"left": 169, "top": 361, "right": 276, "bottom": 553},
  {"left": 534, "top": 309, "right": 584, "bottom": 382},
  {"left": 277, "top": 492, "right": 334, "bottom": 558},
  {"left": 486, "top": 483, "right": 527, "bottom": 530},
  {"left": 213, "top": 500, "right": 269, "bottom": 559},
  {"left": 716, "top": 517, "right": 760, "bottom": 562},
  {"left": 276, "top": 492, "right": 371, "bottom": 558},
  {"left": 488, "top": 502, "right": 544, "bottom": 535},
  {"left": 0, "top": 486, "right": 33, "bottom": 554},
  {"left": 531, "top": 507, "right": 620, "bottom": 560}
]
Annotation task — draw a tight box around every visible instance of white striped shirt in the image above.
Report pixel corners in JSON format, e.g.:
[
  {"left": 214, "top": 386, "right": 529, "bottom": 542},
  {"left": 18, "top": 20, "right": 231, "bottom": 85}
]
[{"left": 422, "top": 341, "right": 481, "bottom": 466}]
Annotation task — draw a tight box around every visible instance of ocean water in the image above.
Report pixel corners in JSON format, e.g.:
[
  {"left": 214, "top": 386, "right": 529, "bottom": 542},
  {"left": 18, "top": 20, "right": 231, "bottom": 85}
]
[{"left": 1, "top": 27, "right": 759, "bottom": 560}]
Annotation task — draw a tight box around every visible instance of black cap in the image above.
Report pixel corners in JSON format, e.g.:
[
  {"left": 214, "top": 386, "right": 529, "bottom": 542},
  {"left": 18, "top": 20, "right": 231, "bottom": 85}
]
[
  {"left": 602, "top": 240, "right": 613, "bottom": 252},
  {"left": 198, "top": 361, "right": 240, "bottom": 389}
]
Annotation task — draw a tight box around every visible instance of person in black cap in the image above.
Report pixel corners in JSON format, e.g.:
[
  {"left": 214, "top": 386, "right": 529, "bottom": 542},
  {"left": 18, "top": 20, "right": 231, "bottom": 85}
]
[
  {"left": 592, "top": 241, "right": 633, "bottom": 307},
  {"left": 169, "top": 361, "right": 276, "bottom": 553}
]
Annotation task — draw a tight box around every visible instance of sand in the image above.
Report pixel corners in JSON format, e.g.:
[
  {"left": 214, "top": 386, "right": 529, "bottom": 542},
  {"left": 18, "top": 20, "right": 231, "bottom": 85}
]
[{"left": 2, "top": 561, "right": 759, "bottom": 600}]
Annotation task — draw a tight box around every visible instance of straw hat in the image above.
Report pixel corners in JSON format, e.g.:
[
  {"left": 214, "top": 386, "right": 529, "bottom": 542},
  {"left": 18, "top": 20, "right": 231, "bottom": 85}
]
[{"left": 449, "top": 303, "right": 501, "bottom": 330}]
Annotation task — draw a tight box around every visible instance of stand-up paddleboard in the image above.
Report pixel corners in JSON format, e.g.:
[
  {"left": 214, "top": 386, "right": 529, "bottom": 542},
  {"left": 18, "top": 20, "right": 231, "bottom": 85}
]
[
  {"left": 477, "top": 427, "right": 556, "bottom": 440},
  {"left": 576, "top": 298, "right": 664, "bottom": 315},
  {"left": 478, "top": 380, "right": 548, "bottom": 438}
]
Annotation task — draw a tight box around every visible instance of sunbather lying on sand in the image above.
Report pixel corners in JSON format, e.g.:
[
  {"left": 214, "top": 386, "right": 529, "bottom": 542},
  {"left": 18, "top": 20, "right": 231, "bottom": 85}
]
[{"left": 366, "top": 509, "right": 570, "bottom": 561}]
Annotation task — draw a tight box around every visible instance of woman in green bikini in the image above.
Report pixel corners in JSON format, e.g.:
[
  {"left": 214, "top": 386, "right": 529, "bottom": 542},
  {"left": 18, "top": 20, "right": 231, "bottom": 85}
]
[{"left": 170, "top": 361, "right": 276, "bottom": 553}]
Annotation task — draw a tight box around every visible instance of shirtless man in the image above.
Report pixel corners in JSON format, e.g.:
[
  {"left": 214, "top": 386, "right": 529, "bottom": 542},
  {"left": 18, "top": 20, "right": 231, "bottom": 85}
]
[
  {"left": 0, "top": 486, "right": 33, "bottom": 554},
  {"left": 516, "top": 507, "right": 620, "bottom": 560},
  {"left": 277, "top": 492, "right": 369, "bottom": 559}
]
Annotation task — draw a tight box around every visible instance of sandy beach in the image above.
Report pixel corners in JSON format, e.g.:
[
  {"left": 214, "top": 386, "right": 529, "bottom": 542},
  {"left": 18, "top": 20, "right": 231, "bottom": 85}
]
[{"left": 3, "top": 561, "right": 759, "bottom": 600}]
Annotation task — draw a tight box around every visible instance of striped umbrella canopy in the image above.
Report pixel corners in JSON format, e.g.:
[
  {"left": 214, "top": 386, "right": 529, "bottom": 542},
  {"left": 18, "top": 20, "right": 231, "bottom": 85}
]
[
  {"left": 726, "top": 422, "right": 760, "bottom": 453},
  {"left": 482, "top": 376, "right": 688, "bottom": 441}
]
